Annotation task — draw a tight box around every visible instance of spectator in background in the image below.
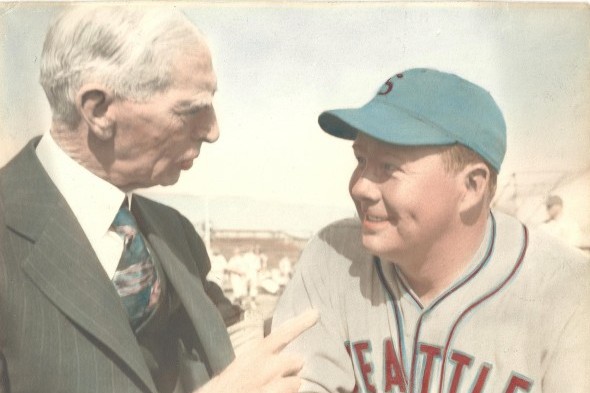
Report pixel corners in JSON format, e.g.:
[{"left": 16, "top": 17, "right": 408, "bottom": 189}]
[
  {"left": 278, "top": 255, "right": 294, "bottom": 284},
  {"left": 227, "top": 248, "right": 248, "bottom": 305},
  {"left": 255, "top": 244, "right": 269, "bottom": 271},
  {"left": 242, "top": 246, "right": 263, "bottom": 309},
  {"left": 540, "top": 195, "right": 582, "bottom": 247},
  {"left": 207, "top": 248, "right": 229, "bottom": 289}
]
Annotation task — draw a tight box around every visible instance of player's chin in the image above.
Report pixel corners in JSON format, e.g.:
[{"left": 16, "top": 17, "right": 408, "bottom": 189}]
[{"left": 360, "top": 234, "right": 396, "bottom": 258}]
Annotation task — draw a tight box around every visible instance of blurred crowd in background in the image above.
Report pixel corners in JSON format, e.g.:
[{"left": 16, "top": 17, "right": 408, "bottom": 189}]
[{"left": 207, "top": 245, "right": 293, "bottom": 310}]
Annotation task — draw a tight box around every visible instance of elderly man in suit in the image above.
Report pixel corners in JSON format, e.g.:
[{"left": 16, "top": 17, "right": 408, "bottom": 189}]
[{"left": 0, "top": 5, "right": 317, "bottom": 393}]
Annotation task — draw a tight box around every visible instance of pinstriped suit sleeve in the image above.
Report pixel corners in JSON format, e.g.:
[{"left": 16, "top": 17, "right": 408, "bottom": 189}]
[
  {"left": 0, "top": 199, "right": 9, "bottom": 393},
  {"left": 0, "top": 140, "right": 156, "bottom": 393},
  {"left": 0, "top": 353, "right": 7, "bottom": 393}
]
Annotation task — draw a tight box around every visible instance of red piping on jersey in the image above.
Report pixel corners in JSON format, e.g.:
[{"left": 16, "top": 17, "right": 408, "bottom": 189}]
[
  {"left": 407, "top": 215, "right": 498, "bottom": 393},
  {"left": 436, "top": 224, "right": 529, "bottom": 393},
  {"left": 375, "top": 256, "right": 410, "bottom": 389},
  {"left": 395, "top": 264, "right": 423, "bottom": 309},
  {"left": 375, "top": 215, "right": 496, "bottom": 392}
]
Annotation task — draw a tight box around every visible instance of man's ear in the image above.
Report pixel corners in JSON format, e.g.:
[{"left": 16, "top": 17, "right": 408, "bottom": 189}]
[
  {"left": 459, "top": 162, "right": 490, "bottom": 214},
  {"left": 76, "top": 84, "right": 116, "bottom": 140}
]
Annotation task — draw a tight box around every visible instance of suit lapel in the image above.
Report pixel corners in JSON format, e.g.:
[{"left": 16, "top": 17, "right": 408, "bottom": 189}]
[
  {"left": 2, "top": 139, "right": 157, "bottom": 393},
  {"left": 133, "top": 197, "right": 234, "bottom": 375}
]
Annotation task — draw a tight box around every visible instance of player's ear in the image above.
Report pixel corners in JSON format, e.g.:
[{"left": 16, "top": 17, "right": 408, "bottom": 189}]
[
  {"left": 459, "top": 162, "right": 490, "bottom": 215},
  {"left": 76, "top": 83, "right": 116, "bottom": 140}
]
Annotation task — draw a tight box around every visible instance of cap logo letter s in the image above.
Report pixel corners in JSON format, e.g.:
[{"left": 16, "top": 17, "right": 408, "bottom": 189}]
[
  {"left": 378, "top": 78, "right": 394, "bottom": 95},
  {"left": 378, "top": 74, "right": 403, "bottom": 96}
]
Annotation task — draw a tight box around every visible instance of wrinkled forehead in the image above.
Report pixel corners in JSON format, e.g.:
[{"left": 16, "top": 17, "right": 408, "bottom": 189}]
[{"left": 169, "top": 45, "right": 217, "bottom": 90}]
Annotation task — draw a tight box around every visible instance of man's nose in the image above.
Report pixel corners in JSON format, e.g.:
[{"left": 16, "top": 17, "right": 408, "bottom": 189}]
[
  {"left": 350, "top": 172, "right": 380, "bottom": 203},
  {"left": 194, "top": 106, "right": 219, "bottom": 143}
]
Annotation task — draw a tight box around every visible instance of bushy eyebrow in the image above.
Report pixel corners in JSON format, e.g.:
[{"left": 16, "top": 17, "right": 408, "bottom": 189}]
[
  {"left": 176, "top": 83, "right": 217, "bottom": 109},
  {"left": 175, "top": 94, "right": 214, "bottom": 111}
]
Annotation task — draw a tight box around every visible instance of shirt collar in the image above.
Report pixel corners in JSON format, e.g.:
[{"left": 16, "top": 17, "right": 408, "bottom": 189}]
[
  {"left": 36, "top": 131, "right": 127, "bottom": 243},
  {"left": 392, "top": 213, "right": 494, "bottom": 308}
]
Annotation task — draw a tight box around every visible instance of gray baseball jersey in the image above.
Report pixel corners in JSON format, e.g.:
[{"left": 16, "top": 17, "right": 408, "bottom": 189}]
[{"left": 273, "top": 211, "right": 590, "bottom": 393}]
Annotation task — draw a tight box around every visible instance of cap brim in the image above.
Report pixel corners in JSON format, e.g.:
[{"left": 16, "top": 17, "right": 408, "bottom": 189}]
[{"left": 318, "top": 100, "right": 457, "bottom": 147}]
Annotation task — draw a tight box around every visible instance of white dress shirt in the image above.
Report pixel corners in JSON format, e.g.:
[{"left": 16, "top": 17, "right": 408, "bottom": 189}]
[{"left": 36, "top": 131, "right": 128, "bottom": 279}]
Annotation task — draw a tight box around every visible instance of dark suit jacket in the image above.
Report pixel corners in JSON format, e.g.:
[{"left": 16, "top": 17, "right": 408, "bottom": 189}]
[{"left": 0, "top": 138, "right": 236, "bottom": 393}]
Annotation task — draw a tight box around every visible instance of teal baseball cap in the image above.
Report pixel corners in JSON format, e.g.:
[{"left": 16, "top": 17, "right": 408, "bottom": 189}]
[{"left": 318, "top": 68, "right": 506, "bottom": 172}]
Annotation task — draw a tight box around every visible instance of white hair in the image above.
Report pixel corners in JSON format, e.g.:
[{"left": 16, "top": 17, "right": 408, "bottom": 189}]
[{"left": 39, "top": 5, "right": 208, "bottom": 126}]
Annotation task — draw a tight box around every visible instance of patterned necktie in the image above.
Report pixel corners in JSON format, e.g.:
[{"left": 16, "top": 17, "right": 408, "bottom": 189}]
[{"left": 111, "top": 203, "right": 161, "bottom": 329}]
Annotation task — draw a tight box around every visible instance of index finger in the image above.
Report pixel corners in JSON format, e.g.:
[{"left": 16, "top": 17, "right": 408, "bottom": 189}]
[{"left": 265, "top": 309, "right": 320, "bottom": 353}]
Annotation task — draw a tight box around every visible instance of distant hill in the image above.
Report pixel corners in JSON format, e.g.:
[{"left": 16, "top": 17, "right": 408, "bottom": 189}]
[{"left": 140, "top": 193, "right": 356, "bottom": 238}]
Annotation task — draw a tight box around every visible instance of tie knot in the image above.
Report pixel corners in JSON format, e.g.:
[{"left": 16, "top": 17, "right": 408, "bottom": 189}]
[{"left": 112, "top": 205, "right": 139, "bottom": 237}]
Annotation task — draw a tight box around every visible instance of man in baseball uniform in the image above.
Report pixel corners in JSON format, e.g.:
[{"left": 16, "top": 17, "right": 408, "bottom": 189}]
[{"left": 272, "top": 68, "right": 590, "bottom": 393}]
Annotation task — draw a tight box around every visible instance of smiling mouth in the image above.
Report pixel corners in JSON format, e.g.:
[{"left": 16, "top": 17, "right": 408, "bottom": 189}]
[
  {"left": 361, "top": 214, "right": 389, "bottom": 231},
  {"left": 366, "top": 215, "right": 387, "bottom": 222}
]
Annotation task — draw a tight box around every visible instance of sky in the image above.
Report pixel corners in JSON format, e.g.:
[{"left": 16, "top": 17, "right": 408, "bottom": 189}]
[{"left": 1, "top": 2, "right": 589, "bottom": 230}]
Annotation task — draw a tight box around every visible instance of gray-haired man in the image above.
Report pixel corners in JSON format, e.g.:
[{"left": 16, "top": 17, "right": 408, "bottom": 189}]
[{"left": 0, "top": 5, "right": 316, "bottom": 393}]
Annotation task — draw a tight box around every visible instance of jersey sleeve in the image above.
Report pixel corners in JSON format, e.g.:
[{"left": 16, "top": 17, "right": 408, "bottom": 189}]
[
  {"left": 272, "top": 231, "right": 357, "bottom": 393},
  {"left": 542, "top": 288, "right": 590, "bottom": 392}
]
